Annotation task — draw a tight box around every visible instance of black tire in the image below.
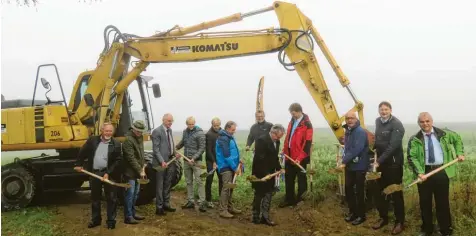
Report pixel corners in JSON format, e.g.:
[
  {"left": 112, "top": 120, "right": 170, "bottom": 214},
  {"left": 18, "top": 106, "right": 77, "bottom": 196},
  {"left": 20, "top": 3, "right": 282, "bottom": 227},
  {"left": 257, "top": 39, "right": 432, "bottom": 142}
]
[
  {"left": 170, "top": 159, "right": 183, "bottom": 188},
  {"left": 1, "top": 164, "right": 36, "bottom": 212}
]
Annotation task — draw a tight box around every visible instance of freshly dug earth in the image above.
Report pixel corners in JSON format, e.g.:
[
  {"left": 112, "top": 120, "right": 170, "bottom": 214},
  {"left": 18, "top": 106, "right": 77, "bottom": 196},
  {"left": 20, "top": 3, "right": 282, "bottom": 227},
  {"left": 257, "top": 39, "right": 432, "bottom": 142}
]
[{"left": 44, "top": 190, "right": 418, "bottom": 236}]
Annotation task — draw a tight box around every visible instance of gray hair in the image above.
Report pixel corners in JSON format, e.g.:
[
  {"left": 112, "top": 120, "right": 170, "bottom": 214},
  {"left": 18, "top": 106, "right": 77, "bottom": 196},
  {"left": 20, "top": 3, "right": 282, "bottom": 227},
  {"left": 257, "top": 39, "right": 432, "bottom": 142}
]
[
  {"left": 270, "top": 124, "right": 285, "bottom": 134},
  {"left": 211, "top": 117, "right": 221, "bottom": 125},
  {"left": 417, "top": 112, "right": 433, "bottom": 123},
  {"left": 224, "top": 121, "right": 237, "bottom": 130}
]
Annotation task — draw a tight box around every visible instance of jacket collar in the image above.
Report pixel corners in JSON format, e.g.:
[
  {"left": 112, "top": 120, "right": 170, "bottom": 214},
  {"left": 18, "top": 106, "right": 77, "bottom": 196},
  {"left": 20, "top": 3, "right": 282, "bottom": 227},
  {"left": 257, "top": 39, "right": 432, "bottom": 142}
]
[
  {"left": 415, "top": 126, "right": 445, "bottom": 141},
  {"left": 343, "top": 119, "right": 361, "bottom": 131},
  {"left": 219, "top": 129, "right": 234, "bottom": 139}
]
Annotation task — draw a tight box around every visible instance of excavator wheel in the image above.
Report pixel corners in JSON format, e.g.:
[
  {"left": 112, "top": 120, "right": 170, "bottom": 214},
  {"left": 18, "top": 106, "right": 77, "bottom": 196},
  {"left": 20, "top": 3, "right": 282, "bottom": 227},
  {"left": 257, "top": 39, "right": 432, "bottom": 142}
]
[{"left": 1, "top": 164, "right": 36, "bottom": 212}]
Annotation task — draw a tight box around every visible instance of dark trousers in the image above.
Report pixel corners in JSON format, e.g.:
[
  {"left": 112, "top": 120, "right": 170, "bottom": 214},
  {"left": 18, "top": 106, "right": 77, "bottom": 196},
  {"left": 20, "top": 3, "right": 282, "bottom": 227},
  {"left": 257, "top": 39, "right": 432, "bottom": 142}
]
[
  {"left": 345, "top": 170, "right": 366, "bottom": 218},
  {"left": 375, "top": 166, "right": 405, "bottom": 224},
  {"left": 284, "top": 157, "right": 309, "bottom": 204},
  {"left": 90, "top": 169, "right": 117, "bottom": 226},
  {"left": 123, "top": 179, "right": 140, "bottom": 219},
  {"left": 155, "top": 162, "right": 175, "bottom": 209},
  {"left": 417, "top": 166, "right": 452, "bottom": 235},
  {"left": 252, "top": 189, "right": 273, "bottom": 220},
  {"left": 205, "top": 160, "right": 223, "bottom": 202}
]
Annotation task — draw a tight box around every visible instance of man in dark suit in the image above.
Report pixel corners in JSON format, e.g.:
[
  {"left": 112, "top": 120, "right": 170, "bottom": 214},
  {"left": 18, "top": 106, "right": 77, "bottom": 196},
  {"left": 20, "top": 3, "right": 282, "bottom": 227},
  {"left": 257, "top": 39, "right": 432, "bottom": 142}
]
[
  {"left": 151, "top": 113, "right": 181, "bottom": 216},
  {"left": 74, "top": 122, "right": 122, "bottom": 229},
  {"left": 251, "top": 124, "right": 285, "bottom": 226}
]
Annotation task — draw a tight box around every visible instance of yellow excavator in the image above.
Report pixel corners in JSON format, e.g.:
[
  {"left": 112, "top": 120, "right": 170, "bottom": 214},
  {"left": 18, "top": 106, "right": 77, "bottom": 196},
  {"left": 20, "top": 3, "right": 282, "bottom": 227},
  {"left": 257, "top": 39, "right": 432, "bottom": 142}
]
[{"left": 1, "top": 1, "right": 367, "bottom": 210}]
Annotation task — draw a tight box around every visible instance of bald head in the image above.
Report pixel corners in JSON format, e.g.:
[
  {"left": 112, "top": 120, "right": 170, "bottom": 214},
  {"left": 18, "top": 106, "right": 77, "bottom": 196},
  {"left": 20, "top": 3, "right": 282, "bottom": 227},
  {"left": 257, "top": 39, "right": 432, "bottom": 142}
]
[
  {"left": 162, "top": 113, "right": 174, "bottom": 129},
  {"left": 345, "top": 111, "right": 358, "bottom": 128},
  {"left": 418, "top": 112, "right": 434, "bottom": 133}
]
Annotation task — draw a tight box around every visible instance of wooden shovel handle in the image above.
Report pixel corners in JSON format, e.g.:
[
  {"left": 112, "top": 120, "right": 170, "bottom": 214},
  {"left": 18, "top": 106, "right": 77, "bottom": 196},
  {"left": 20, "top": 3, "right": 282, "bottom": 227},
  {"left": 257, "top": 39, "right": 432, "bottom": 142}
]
[
  {"left": 408, "top": 158, "right": 459, "bottom": 188},
  {"left": 166, "top": 156, "right": 177, "bottom": 166},
  {"left": 80, "top": 169, "right": 128, "bottom": 188},
  {"left": 263, "top": 170, "right": 284, "bottom": 181},
  {"left": 283, "top": 153, "right": 306, "bottom": 172}
]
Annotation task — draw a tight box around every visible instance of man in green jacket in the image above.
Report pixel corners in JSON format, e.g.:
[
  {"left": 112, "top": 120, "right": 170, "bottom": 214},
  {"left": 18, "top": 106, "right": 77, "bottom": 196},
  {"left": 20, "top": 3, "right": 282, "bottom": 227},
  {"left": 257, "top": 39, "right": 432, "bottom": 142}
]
[
  {"left": 407, "top": 112, "right": 465, "bottom": 236},
  {"left": 122, "top": 120, "right": 147, "bottom": 224}
]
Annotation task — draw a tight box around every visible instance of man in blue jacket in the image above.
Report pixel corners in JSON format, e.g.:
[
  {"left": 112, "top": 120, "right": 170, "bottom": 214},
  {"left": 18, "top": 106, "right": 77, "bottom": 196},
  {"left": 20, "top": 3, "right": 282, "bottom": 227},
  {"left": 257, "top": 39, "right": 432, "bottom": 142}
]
[
  {"left": 216, "top": 121, "right": 242, "bottom": 219},
  {"left": 341, "top": 111, "right": 370, "bottom": 226}
]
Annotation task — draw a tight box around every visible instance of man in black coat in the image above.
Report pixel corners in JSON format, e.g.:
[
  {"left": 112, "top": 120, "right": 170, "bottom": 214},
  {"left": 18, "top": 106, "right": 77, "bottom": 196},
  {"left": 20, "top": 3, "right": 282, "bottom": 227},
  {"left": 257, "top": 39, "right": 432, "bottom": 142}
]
[
  {"left": 251, "top": 124, "right": 285, "bottom": 226},
  {"left": 205, "top": 117, "right": 223, "bottom": 208},
  {"left": 74, "top": 122, "right": 122, "bottom": 229},
  {"left": 245, "top": 111, "right": 273, "bottom": 151},
  {"left": 371, "top": 101, "right": 405, "bottom": 235}
]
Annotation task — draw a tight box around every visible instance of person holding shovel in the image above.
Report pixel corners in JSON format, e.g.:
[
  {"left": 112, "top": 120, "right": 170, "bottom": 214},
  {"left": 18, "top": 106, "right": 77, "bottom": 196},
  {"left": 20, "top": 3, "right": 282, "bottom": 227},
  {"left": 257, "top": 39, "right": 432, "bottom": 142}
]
[
  {"left": 216, "top": 121, "right": 242, "bottom": 218},
  {"left": 176, "top": 116, "right": 207, "bottom": 212},
  {"left": 341, "top": 111, "right": 369, "bottom": 226},
  {"left": 245, "top": 110, "right": 273, "bottom": 152},
  {"left": 205, "top": 117, "right": 223, "bottom": 208},
  {"left": 151, "top": 113, "right": 181, "bottom": 216},
  {"left": 122, "top": 120, "right": 148, "bottom": 225},
  {"left": 74, "top": 122, "right": 122, "bottom": 229},
  {"left": 251, "top": 124, "right": 285, "bottom": 226},
  {"left": 279, "top": 102, "right": 313, "bottom": 208},
  {"left": 372, "top": 101, "right": 406, "bottom": 235},
  {"left": 407, "top": 112, "right": 465, "bottom": 236}
]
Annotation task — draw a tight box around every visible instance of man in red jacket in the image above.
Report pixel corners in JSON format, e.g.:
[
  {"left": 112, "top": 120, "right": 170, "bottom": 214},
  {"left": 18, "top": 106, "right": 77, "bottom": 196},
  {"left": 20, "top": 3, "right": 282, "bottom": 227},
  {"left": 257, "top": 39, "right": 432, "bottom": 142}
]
[{"left": 279, "top": 103, "right": 313, "bottom": 208}]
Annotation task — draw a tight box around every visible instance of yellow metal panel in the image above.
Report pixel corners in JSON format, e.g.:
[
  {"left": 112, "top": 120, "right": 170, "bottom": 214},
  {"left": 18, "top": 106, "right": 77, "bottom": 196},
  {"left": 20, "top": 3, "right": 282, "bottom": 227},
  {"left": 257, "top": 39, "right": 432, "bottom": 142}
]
[
  {"left": 125, "top": 33, "right": 284, "bottom": 62},
  {"left": 43, "top": 105, "right": 69, "bottom": 127},
  {"left": 7, "top": 108, "right": 26, "bottom": 144},
  {"left": 24, "top": 107, "right": 36, "bottom": 144},
  {"left": 1, "top": 109, "right": 8, "bottom": 144},
  {"left": 44, "top": 125, "right": 89, "bottom": 143},
  {"left": 45, "top": 126, "right": 73, "bottom": 142},
  {"left": 71, "top": 125, "right": 89, "bottom": 141}
]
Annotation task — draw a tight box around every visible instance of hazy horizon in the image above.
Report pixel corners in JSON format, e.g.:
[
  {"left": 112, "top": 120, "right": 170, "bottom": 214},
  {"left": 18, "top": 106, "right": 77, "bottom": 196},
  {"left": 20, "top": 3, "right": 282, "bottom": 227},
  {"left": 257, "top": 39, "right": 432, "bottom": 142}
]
[{"left": 2, "top": 0, "right": 475, "bottom": 131}]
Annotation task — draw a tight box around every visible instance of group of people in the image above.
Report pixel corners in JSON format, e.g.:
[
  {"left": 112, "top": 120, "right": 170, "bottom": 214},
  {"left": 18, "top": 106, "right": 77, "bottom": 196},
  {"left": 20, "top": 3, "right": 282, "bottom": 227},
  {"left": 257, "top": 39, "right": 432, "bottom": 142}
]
[
  {"left": 341, "top": 101, "right": 465, "bottom": 236},
  {"left": 74, "top": 100, "right": 466, "bottom": 236}
]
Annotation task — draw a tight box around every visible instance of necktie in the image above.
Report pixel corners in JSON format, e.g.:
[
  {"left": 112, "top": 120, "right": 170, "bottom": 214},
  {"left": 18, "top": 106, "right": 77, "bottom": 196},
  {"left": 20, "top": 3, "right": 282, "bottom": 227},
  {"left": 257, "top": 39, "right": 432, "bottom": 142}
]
[
  {"left": 167, "top": 128, "right": 172, "bottom": 154},
  {"left": 426, "top": 133, "right": 435, "bottom": 164}
]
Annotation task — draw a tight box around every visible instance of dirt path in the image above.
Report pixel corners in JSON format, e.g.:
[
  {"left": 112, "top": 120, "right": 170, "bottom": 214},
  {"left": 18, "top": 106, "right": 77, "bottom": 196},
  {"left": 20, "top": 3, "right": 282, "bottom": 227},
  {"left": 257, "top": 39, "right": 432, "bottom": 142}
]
[{"left": 46, "top": 190, "right": 418, "bottom": 236}]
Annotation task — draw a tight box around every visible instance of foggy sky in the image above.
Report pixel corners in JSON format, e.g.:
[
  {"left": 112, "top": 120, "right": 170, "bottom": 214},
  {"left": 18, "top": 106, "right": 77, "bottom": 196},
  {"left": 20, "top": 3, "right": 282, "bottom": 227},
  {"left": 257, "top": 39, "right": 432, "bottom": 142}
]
[{"left": 1, "top": 0, "right": 475, "bottom": 132}]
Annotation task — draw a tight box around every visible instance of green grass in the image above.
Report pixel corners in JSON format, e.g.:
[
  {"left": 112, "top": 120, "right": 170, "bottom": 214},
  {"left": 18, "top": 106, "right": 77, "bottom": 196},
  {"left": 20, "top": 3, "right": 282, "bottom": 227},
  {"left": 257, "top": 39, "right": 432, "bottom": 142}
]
[{"left": 1, "top": 207, "right": 64, "bottom": 236}]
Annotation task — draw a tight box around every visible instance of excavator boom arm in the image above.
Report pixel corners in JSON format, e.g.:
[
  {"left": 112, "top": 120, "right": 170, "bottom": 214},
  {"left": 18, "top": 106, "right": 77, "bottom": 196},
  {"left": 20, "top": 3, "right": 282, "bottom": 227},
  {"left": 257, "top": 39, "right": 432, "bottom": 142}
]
[{"left": 74, "top": 1, "right": 364, "bottom": 142}]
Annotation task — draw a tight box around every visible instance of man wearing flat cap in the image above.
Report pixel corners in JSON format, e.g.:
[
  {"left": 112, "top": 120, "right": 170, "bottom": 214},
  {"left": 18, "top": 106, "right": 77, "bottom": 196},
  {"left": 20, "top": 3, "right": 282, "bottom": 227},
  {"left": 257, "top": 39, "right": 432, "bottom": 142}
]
[{"left": 122, "top": 120, "right": 147, "bottom": 224}]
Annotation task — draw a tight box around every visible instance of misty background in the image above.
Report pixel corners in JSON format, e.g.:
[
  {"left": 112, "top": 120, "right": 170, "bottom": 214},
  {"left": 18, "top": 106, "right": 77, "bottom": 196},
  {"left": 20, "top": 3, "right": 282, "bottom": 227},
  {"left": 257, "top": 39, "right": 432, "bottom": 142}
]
[{"left": 2, "top": 0, "right": 475, "bottom": 133}]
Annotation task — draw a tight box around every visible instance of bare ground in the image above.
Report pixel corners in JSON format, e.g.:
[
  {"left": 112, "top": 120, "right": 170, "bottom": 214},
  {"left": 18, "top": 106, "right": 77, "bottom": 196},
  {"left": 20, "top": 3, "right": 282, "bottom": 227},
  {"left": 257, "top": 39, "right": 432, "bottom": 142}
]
[{"left": 36, "top": 189, "right": 423, "bottom": 236}]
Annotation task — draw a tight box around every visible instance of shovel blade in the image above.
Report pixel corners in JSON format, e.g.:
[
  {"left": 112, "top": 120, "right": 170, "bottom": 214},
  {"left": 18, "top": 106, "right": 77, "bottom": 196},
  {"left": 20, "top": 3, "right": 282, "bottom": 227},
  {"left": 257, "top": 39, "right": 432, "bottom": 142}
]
[
  {"left": 383, "top": 184, "right": 403, "bottom": 195},
  {"left": 224, "top": 183, "right": 237, "bottom": 189},
  {"left": 365, "top": 172, "right": 382, "bottom": 181}
]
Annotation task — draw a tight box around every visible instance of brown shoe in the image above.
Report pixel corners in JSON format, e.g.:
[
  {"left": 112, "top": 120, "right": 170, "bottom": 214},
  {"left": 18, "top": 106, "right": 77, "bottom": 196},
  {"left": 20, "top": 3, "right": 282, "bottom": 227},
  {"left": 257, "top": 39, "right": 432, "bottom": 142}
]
[
  {"left": 391, "top": 223, "right": 404, "bottom": 235},
  {"left": 372, "top": 218, "right": 388, "bottom": 230}
]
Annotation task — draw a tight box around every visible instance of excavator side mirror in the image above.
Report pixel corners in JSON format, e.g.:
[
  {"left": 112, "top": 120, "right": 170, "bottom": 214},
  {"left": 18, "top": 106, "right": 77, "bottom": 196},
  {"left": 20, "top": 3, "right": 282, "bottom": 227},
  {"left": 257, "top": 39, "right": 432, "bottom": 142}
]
[
  {"left": 84, "top": 93, "right": 94, "bottom": 107},
  {"left": 152, "top": 83, "right": 161, "bottom": 98},
  {"left": 40, "top": 78, "right": 51, "bottom": 90}
]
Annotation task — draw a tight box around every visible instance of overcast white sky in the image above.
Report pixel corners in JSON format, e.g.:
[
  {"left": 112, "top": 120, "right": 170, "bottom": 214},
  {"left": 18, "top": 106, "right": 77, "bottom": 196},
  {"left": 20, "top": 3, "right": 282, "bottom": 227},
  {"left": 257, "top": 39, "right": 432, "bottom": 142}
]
[{"left": 1, "top": 0, "right": 475, "bottom": 132}]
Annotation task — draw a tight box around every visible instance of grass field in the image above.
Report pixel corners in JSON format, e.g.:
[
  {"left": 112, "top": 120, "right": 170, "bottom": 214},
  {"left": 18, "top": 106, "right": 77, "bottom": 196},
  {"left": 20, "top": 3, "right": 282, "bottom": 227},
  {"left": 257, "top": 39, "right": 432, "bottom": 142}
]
[{"left": 2, "top": 122, "right": 476, "bottom": 235}]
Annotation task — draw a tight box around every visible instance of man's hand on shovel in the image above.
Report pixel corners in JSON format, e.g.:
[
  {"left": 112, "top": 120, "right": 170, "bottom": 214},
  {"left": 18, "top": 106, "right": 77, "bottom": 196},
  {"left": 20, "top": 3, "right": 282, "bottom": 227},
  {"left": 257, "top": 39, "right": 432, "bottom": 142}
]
[
  {"left": 366, "top": 152, "right": 382, "bottom": 181},
  {"left": 383, "top": 158, "right": 462, "bottom": 195},
  {"left": 102, "top": 173, "right": 109, "bottom": 182}
]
